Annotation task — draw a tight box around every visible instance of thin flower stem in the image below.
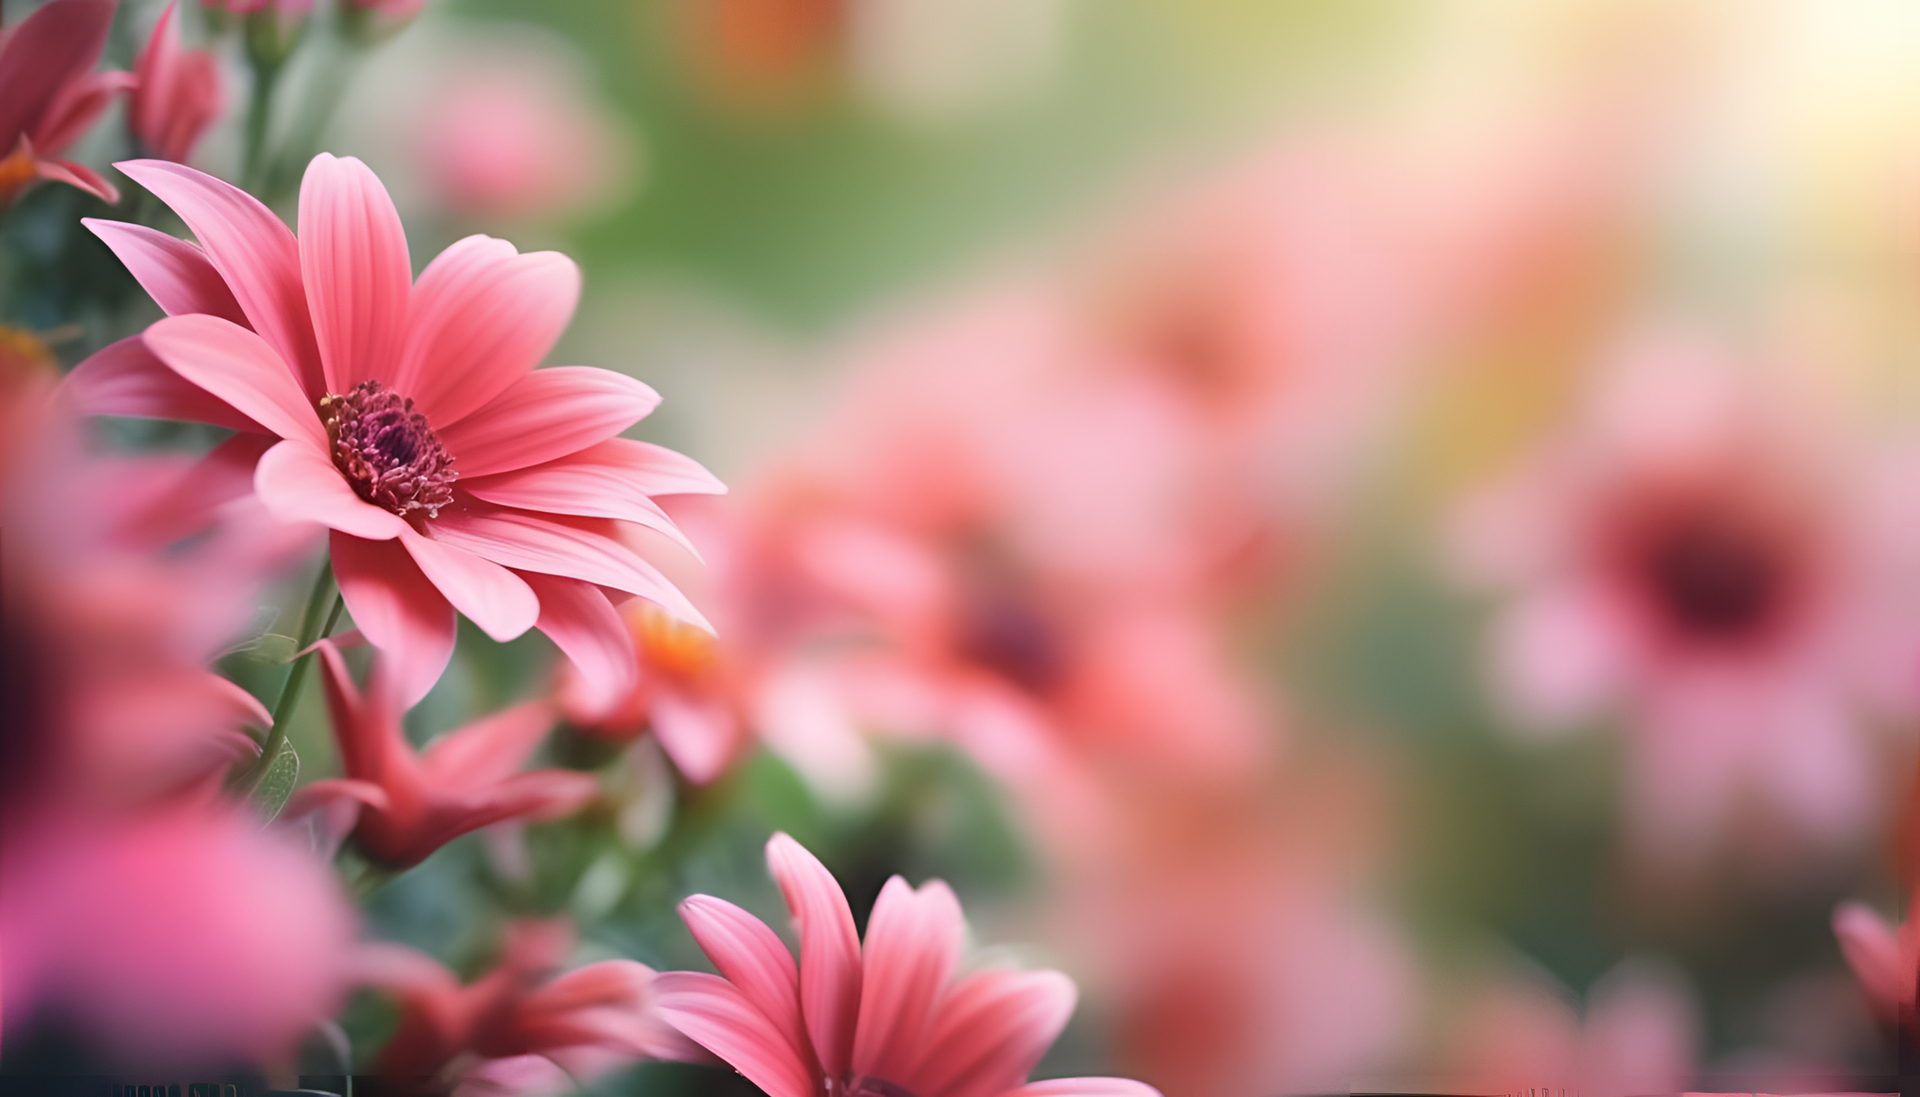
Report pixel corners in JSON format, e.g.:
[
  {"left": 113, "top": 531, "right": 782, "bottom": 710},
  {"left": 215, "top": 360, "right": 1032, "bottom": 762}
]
[
  {"left": 241, "top": 57, "right": 281, "bottom": 193},
  {"left": 233, "top": 557, "right": 341, "bottom": 796}
]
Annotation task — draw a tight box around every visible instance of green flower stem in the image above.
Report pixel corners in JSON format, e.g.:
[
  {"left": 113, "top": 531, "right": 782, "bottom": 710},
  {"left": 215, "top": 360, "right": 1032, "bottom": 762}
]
[
  {"left": 241, "top": 56, "right": 283, "bottom": 193},
  {"left": 233, "top": 557, "right": 341, "bottom": 796}
]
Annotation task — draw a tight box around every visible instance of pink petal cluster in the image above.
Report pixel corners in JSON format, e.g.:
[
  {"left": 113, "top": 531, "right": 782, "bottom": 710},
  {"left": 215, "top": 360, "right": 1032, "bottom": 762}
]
[
  {"left": 1830, "top": 897, "right": 1912, "bottom": 1035},
  {"left": 132, "top": 1, "right": 222, "bottom": 164},
  {"left": 285, "top": 639, "right": 600, "bottom": 868},
  {"left": 1449, "top": 328, "right": 1920, "bottom": 860},
  {"left": 653, "top": 832, "right": 1161, "bottom": 1097},
  {"left": 0, "top": 0, "right": 134, "bottom": 206},
  {"left": 355, "top": 919, "right": 697, "bottom": 1094},
  {"left": 67, "top": 153, "right": 723, "bottom": 708}
]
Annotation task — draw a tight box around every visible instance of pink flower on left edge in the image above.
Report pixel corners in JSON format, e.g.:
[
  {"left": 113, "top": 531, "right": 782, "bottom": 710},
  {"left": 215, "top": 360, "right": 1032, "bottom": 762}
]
[
  {"left": 654, "top": 832, "right": 1161, "bottom": 1097},
  {"left": 65, "top": 154, "right": 725, "bottom": 707},
  {"left": 0, "top": 0, "right": 134, "bottom": 207},
  {"left": 283, "top": 639, "right": 599, "bottom": 869},
  {"left": 132, "top": 1, "right": 222, "bottom": 164}
]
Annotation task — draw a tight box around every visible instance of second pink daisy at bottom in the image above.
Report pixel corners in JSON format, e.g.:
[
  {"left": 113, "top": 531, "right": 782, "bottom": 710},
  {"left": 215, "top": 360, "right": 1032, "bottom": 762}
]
[{"left": 656, "top": 833, "right": 1160, "bottom": 1097}]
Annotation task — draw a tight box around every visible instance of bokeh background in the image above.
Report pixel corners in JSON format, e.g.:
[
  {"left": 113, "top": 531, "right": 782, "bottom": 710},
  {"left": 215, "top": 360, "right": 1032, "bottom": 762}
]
[{"left": 7, "top": 0, "right": 1920, "bottom": 1093}]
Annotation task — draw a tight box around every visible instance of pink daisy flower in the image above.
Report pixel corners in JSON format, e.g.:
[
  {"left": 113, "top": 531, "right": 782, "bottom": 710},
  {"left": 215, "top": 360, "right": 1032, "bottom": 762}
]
[
  {"left": 66, "top": 154, "right": 724, "bottom": 706},
  {"left": 1449, "top": 328, "right": 1920, "bottom": 860},
  {"left": 653, "top": 831, "right": 1161, "bottom": 1097}
]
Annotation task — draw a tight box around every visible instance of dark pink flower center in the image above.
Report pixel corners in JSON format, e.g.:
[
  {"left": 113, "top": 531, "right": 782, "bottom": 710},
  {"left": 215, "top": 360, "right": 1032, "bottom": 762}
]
[
  {"left": 319, "top": 379, "right": 457, "bottom": 519},
  {"left": 959, "top": 591, "right": 1067, "bottom": 694},
  {"left": 1613, "top": 496, "right": 1805, "bottom": 649},
  {"left": 833, "top": 1076, "right": 920, "bottom": 1097}
]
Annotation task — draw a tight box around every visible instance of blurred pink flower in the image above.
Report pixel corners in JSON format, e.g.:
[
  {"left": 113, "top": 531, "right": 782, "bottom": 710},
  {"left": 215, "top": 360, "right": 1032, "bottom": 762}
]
[
  {"left": 418, "top": 54, "right": 632, "bottom": 223},
  {"left": 718, "top": 287, "right": 1276, "bottom": 810},
  {"left": 284, "top": 639, "right": 599, "bottom": 869},
  {"left": 3, "top": 398, "right": 314, "bottom": 809},
  {"left": 357, "top": 919, "right": 697, "bottom": 1093},
  {"left": 558, "top": 600, "right": 749, "bottom": 784},
  {"left": 1438, "top": 960, "right": 1700, "bottom": 1097},
  {"left": 131, "top": 1, "right": 222, "bottom": 164},
  {"left": 0, "top": 0, "right": 133, "bottom": 207},
  {"left": 1450, "top": 329, "right": 1920, "bottom": 859},
  {"left": 654, "top": 831, "right": 1161, "bottom": 1097},
  {"left": 1042, "top": 764, "right": 1414, "bottom": 1097},
  {"left": 0, "top": 805, "right": 356, "bottom": 1067},
  {"left": 200, "top": 0, "right": 313, "bottom": 13},
  {"left": 66, "top": 154, "right": 722, "bottom": 706}
]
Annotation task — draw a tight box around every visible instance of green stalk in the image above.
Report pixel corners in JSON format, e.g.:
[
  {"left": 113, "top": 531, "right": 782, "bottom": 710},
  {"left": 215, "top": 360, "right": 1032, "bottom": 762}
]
[
  {"left": 231, "top": 557, "right": 341, "bottom": 796},
  {"left": 241, "top": 56, "right": 282, "bottom": 193}
]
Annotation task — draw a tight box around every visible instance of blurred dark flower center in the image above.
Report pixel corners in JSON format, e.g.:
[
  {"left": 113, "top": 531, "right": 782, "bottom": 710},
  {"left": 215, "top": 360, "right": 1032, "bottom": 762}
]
[
  {"left": 1636, "top": 510, "right": 1789, "bottom": 642},
  {"left": 959, "top": 592, "right": 1067, "bottom": 694},
  {"left": 836, "top": 1075, "right": 920, "bottom": 1097},
  {"left": 320, "top": 379, "right": 457, "bottom": 519}
]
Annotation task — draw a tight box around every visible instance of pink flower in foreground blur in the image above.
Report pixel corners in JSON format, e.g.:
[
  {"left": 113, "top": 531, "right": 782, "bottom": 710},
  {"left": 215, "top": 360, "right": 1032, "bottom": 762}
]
[
  {"left": 66, "top": 154, "right": 725, "bottom": 707},
  {"left": 653, "top": 832, "right": 1161, "bottom": 1097},
  {"left": 0, "top": 0, "right": 134, "bottom": 207},
  {"left": 283, "top": 640, "right": 599, "bottom": 869},
  {"left": 558, "top": 600, "right": 749, "bottom": 784},
  {"left": 132, "top": 1, "right": 222, "bottom": 164},
  {"left": 0, "top": 806, "right": 356, "bottom": 1068},
  {"left": 356, "top": 919, "right": 696, "bottom": 1094},
  {"left": 1449, "top": 329, "right": 1920, "bottom": 860},
  {"left": 1439, "top": 960, "right": 1699, "bottom": 1097}
]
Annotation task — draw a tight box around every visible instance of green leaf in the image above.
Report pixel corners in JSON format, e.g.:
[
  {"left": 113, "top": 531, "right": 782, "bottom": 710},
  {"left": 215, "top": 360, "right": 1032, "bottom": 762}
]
[
  {"left": 230, "top": 632, "right": 300, "bottom": 664},
  {"left": 249, "top": 740, "right": 300, "bottom": 823}
]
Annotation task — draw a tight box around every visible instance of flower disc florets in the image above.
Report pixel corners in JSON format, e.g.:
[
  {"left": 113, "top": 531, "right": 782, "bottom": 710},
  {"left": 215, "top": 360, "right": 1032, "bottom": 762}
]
[{"left": 320, "top": 379, "right": 457, "bottom": 519}]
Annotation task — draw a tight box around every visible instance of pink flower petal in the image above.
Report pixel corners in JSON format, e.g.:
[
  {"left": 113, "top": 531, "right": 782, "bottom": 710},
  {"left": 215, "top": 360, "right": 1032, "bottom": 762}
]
[
  {"left": 852, "top": 877, "right": 964, "bottom": 1083},
  {"left": 1001, "top": 1079, "right": 1163, "bottom": 1097},
  {"left": 428, "top": 503, "right": 708, "bottom": 631},
  {"left": 453, "top": 767, "right": 600, "bottom": 827},
  {"left": 61, "top": 335, "right": 263, "bottom": 432},
  {"left": 142, "top": 314, "right": 327, "bottom": 450},
  {"left": 255, "top": 438, "right": 409, "bottom": 540},
  {"left": 678, "top": 895, "right": 811, "bottom": 1069},
  {"left": 653, "top": 971, "right": 817, "bottom": 1097},
  {"left": 1833, "top": 902, "right": 1902, "bottom": 1023},
  {"left": 1488, "top": 583, "right": 1636, "bottom": 735},
  {"left": 419, "top": 699, "right": 557, "bottom": 790},
  {"left": 331, "top": 530, "right": 456, "bottom": 708},
  {"left": 586, "top": 437, "right": 727, "bottom": 497},
  {"left": 517, "top": 572, "right": 637, "bottom": 720},
  {"left": 909, "top": 970, "right": 1075, "bottom": 1097},
  {"left": 766, "top": 832, "right": 863, "bottom": 1077},
  {"left": 83, "top": 219, "right": 249, "bottom": 325},
  {"left": 393, "top": 235, "right": 581, "bottom": 426},
  {"left": 30, "top": 68, "right": 134, "bottom": 155},
  {"left": 298, "top": 153, "right": 412, "bottom": 392},
  {"left": 461, "top": 446, "right": 709, "bottom": 558},
  {"left": 435, "top": 366, "right": 661, "bottom": 477},
  {"left": 116, "top": 158, "right": 326, "bottom": 398},
  {"left": 0, "top": 0, "right": 113, "bottom": 149},
  {"left": 32, "top": 156, "right": 118, "bottom": 203},
  {"left": 397, "top": 526, "right": 539, "bottom": 642},
  {"left": 650, "top": 690, "right": 737, "bottom": 785}
]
